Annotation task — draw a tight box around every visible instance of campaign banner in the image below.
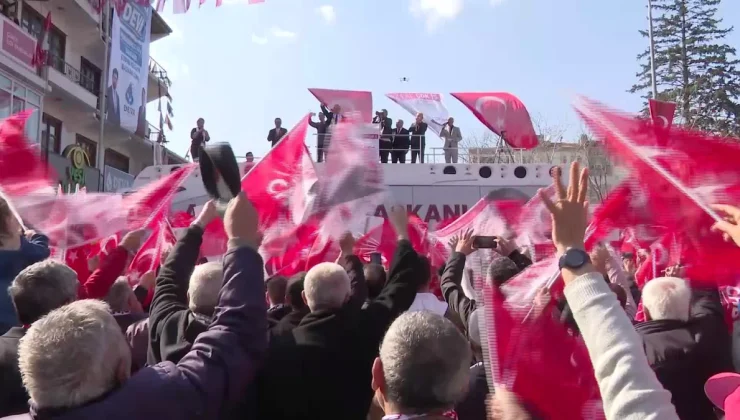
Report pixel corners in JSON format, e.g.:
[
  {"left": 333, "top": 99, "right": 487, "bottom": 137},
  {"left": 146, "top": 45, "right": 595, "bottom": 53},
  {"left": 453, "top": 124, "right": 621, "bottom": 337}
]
[
  {"left": 106, "top": 1, "right": 151, "bottom": 135},
  {"left": 308, "top": 88, "right": 373, "bottom": 123},
  {"left": 386, "top": 93, "right": 451, "bottom": 136}
]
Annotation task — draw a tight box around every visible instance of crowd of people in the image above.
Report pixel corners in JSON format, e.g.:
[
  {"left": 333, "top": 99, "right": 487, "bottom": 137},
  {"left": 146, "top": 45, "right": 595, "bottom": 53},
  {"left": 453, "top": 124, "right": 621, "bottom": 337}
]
[{"left": 2, "top": 162, "right": 740, "bottom": 419}]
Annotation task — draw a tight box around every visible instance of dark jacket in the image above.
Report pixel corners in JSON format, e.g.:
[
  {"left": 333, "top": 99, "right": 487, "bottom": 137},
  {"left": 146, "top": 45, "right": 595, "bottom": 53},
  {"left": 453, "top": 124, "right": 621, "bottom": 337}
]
[
  {"left": 0, "top": 327, "right": 27, "bottom": 417},
  {"left": 147, "top": 225, "right": 207, "bottom": 366},
  {"left": 635, "top": 288, "right": 733, "bottom": 420},
  {"left": 408, "top": 122, "right": 428, "bottom": 149},
  {"left": 267, "top": 127, "right": 288, "bottom": 147},
  {"left": 267, "top": 304, "right": 291, "bottom": 324},
  {"left": 270, "top": 307, "right": 309, "bottom": 336},
  {"left": 308, "top": 118, "right": 329, "bottom": 147},
  {"left": 3, "top": 245, "right": 268, "bottom": 420},
  {"left": 320, "top": 104, "right": 342, "bottom": 126},
  {"left": 392, "top": 127, "right": 410, "bottom": 150},
  {"left": 0, "top": 233, "right": 50, "bottom": 330},
  {"left": 254, "top": 241, "right": 420, "bottom": 420},
  {"left": 455, "top": 362, "right": 488, "bottom": 420}
]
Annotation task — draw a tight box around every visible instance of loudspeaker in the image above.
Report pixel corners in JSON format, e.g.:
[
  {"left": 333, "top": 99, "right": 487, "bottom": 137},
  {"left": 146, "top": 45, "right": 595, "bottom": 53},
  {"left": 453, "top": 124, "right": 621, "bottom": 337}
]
[{"left": 199, "top": 143, "right": 242, "bottom": 214}]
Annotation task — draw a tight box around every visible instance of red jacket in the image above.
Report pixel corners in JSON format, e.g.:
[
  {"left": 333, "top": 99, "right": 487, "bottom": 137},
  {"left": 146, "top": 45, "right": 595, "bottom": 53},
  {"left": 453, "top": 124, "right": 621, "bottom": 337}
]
[{"left": 78, "top": 247, "right": 129, "bottom": 300}]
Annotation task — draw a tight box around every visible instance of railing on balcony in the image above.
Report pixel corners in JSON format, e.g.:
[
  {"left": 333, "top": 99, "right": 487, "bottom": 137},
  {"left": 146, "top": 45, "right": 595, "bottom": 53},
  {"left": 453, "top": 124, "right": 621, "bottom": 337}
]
[
  {"left": 48, "top": 54, "right": 98, "bottom": 96},
  {"left": 148, "top": 57, "right": 171, "bottom": 88}
]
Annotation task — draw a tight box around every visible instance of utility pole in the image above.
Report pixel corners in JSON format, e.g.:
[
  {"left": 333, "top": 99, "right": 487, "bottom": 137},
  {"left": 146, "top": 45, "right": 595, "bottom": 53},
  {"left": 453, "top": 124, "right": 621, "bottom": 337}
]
[
  {"left": 648, "top": 0, "right": 659, "bottom": 99},
  {"left": 97, "top": 0, "right": 111, "bottom": 179}
]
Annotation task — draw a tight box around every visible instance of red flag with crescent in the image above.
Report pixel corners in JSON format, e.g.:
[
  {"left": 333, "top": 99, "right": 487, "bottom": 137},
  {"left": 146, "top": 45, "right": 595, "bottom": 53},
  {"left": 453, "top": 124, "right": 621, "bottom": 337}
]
[
  {"left": 450, "top": 92, "right": 538, "bottom": 149},
  {"left": 648, "top": 99, "right": 676, "bottom": 130}
]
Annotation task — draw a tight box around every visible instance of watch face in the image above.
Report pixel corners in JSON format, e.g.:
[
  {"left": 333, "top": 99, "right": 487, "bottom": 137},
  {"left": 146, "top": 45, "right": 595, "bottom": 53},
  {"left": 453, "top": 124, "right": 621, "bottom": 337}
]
[{"left": 565, "top": 249, "right": 588, "bottom": 268}]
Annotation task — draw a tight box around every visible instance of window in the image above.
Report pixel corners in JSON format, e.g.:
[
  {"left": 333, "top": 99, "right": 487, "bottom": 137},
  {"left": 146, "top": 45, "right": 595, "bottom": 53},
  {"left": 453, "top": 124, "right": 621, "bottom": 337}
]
[
  {"left": 41, "top": 113, "right": 62, "bottom": 154},
  {"left": 25, "top": 105, "right": 39, "bottom": 143},
  {"left": 75, "top": 134, "right": 97, "bottom": 167},
  {"left": 21, "top": 7, "right": 65, "bottom": 72},
  {"left": 104, "top": 148, "right": 129, "bottom": 173},
  {"left": 80, "top": 57, "right": 101, "bottom": 95}
]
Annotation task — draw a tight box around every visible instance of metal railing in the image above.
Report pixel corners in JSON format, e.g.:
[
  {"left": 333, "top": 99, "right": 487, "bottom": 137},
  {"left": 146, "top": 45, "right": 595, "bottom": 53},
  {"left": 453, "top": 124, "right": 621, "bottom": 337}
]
[
  {"left": 48, "top": 54, "right": 98, "bottom": 95},
  {"left": 149, "top": 57, "right": 171, "bottom": 88}
]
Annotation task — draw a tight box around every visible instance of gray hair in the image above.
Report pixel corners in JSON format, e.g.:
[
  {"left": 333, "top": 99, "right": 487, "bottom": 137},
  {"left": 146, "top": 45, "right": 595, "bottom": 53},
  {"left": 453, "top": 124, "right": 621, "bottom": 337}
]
[
  {"left": 188, "top": 262, "right": 223, "bottom": 315},
  {"left": 18, "top": 300, "right": 130, "bottom": 409},
  {"left": 8, "top": 259, "right": 79, "bottom": 325},
  {"left": 304, "top": 262, "right": 350, "bottom": 312},
  {"left": 105, "top": 277, "right": 134, "bottom": 313},
  {"left": 642, "top": 276, "right": 691, "bottom": 321},
  {"left": 380, "top": 311, "right": 471, "bottom": 414}
]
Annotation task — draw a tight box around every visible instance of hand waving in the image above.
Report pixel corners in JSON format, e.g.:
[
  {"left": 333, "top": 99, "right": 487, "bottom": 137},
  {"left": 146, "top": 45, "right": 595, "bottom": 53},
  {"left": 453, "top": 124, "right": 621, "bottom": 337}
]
[
  {"left": 711, "top": 204, "right": 740, "bottom": 247},
  {"left": 539, "top": 163, "right": 589, "bottom": 254},
  {"left": 455, "top": 229, "right": 475, "bottom": 256}
]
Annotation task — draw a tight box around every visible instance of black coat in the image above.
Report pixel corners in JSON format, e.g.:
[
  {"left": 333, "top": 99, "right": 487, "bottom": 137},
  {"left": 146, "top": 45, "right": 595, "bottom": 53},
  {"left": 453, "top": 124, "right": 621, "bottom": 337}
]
[
  {"left": 0, "top": 327, "right": 27, "bottom": 417},
  {"left": 147, "top": 225, "right": 209, "bottom": 366},
  {"left": 267, "top": 127, "right": 288, "bottom": 147},
  {"left": 635, "top": 288, "right": 733, "bottom": 420},
  {"left": 391, "top": 127, "right": 410, "bottom": 150},
  {"left": 254, "top": 241, "right": 420, "bottom": 420},
  {"left": 408, "top": 122, "right": 428, "bottom": 149}
]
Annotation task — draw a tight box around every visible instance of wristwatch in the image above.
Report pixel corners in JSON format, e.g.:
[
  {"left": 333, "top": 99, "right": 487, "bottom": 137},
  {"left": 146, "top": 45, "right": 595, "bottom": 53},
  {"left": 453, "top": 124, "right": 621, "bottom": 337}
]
[{"left": 558, "top": 248, "right": 591, "bottom": 270}]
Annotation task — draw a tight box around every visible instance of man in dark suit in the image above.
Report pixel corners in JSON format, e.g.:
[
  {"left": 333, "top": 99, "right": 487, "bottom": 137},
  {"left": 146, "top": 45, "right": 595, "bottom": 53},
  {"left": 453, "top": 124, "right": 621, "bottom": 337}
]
[
  {"left": 0, "top": 260, "right": 80, "bottom": 417},
  {"left": 391, "top": 119, "right": 410, "bottom": 164},
  {"left": 309, "top": 112, "right": 329, "bottom": 162},
  {"left": 105, "top": 68, "right": 121, "bottom": 126},
  {"left": 254, "top": 211, "right": 421, "bottom": 420},
  {"left": 267, "top": 118, "right": 288, "bottom": 148},
  {"left": 373, "top": 109, "right": 393, "bottom": 163},
  {"left": 409, "top": 112, "right": 428, "bottom": 163},
  {"left": 320, "top": 103, "right": 342, "bottom": 126},
  {"left": 135, "top": 88, "right": 147, "bottom": 137}
]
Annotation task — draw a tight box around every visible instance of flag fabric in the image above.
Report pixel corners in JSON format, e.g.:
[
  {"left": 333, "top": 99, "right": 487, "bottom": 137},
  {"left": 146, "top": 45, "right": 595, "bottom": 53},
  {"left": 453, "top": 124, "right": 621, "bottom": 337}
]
[
  {"left": 451, "top": 92, "right": 538, "bottom": 150},
  {"left": 312, "top": 120, "right": 386, "bottom": 225},
  {"left": 648, "top": 99, "right": 677, "bottom": 130},
  {"left": 480, "top": 257, "right": 605, "bottom": 419},
  {"left": 165, "top": 115, "right": 173, "bottom": 131},
  {"left": 308, "top": 88, "right": 373, "bottom": 123},
  {"left": 386, "top": 93, "right": 450, "bottom": 136},
  {"left": 173, "top": 0, "right": 191, "bottom": 14},
  {"left": 167, "top": 102, "right": 174, "bottom": 117},
  {"left": 31, "top": 12, "right": 52, "bottom": 69},
  {"left": 574, "top": 96, "right": 740, "bottom": 285},
  {"left": 0, "top": 111, "right": 56, "bottom": 197}
]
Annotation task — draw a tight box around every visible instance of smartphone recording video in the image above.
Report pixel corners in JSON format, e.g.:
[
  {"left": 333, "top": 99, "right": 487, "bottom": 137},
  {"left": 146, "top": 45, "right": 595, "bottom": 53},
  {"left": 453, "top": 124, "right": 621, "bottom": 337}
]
[{"left": 472, "top": 236, "right": 497, "bottom": 249}]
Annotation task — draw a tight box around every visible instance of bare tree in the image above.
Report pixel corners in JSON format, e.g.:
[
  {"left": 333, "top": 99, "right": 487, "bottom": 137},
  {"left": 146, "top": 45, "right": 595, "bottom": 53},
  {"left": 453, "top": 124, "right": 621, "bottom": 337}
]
[{"left": 577, "top": 133, "right": 613, "bottom": 203}]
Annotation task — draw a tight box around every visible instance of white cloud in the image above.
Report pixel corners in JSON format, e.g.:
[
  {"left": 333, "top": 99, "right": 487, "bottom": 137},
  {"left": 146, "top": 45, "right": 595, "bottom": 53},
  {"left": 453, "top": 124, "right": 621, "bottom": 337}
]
[
  {"left": 409, "top": 0, "right": 463, "bottom": 32},
  {"left": 251, "top": 34, "right": 268, "bottom": 45},
  {"left": 271, "top": 26, "right": 297, "bottom": 38},
  {"left": 317, "top": 5, "right": 336, "bottom": 24}
]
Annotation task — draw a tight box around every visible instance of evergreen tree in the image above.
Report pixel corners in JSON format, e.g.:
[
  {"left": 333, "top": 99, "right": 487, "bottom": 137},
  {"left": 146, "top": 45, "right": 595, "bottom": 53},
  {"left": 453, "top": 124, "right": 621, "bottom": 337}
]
[{"left": 630, "top": 0, "right": 740, "bottom": 137}]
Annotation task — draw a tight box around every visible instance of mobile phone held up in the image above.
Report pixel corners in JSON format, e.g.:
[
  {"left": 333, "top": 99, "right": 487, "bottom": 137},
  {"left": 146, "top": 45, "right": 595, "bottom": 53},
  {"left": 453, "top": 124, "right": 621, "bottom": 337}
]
[
  {"left": 472, "top": 236, "right": 497, "bottom": 249},
  {"left": 370, "top": 252, "right": 383, "bottom": 265}
]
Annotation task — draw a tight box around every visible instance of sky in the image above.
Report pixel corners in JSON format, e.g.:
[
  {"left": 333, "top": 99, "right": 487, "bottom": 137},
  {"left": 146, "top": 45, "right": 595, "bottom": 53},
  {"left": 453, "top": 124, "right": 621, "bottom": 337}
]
[{"left": 147, "top": 0, "right": 740, "bottom": 161}]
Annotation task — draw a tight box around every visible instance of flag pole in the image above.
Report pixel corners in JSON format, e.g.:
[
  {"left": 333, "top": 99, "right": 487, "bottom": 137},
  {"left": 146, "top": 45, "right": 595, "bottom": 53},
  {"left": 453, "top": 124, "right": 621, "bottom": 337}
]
[
  {"left": 647, "top": 0, "right": 658, "bottom": 99},
  {"left": 97, "top": 0, "right": 111, "bottom": 181}
]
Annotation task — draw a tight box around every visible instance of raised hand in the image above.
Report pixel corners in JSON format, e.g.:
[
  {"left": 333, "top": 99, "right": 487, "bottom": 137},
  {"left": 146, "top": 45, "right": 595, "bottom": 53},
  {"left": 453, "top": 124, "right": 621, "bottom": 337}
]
[{"left": 539, "top": 163, "right": 589, "bottom": 254}]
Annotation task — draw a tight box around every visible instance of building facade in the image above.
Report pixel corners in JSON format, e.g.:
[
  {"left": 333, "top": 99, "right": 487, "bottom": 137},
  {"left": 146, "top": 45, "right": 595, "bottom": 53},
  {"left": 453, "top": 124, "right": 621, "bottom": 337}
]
[{"left": 0, "top": 0, "right": 185, "bottom": 192}]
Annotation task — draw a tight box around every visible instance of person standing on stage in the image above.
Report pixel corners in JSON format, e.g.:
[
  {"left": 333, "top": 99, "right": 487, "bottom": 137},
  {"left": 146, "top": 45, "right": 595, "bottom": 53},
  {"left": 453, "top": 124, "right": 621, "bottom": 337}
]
[
  {"left": 440, "top": 117, "right": 462, "bottom": 163},
  {"left": 189, "top": 118, "right": 210, "bottom": 162},
  {"left": 309, "top": 112, "right": 329, "bottom": 162},
  {"left": 267, "top": 118, "right": 288, "bottom": 148},
  {"left": 409, "top": 112, "right": 428, "bottom": 163}
]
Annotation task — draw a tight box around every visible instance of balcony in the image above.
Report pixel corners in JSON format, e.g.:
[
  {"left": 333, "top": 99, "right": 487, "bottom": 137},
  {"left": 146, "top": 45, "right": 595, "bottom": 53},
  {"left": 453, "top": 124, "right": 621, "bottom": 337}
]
[
  {"left": 0, "top": 14, "right": 46, "bottom": 90},
  {"left": 147, "top": 57, "right": 170, "bottom": 102},
  {"left": 47, "top": 54, "right": 98, "bottom": 110}
]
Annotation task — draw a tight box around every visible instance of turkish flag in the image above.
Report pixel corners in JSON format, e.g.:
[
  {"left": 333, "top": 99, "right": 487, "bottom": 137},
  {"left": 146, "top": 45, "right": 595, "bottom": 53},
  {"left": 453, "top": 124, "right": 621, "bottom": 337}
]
[
  {"left": 308, "top": 88, "right": 373, "bottom": 123},
  {"left": 451, "top": 92, "right": 538, "bottom": 149},
  {"left": 648, "top": 99, "right": 677, "bottom": 130}
]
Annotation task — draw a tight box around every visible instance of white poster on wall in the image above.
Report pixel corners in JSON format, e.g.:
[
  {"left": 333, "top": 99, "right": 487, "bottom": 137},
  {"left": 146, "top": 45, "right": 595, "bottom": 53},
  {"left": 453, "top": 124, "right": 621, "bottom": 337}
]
[{"left": 106, "top": 1, "right": 151, "bottom": 136}]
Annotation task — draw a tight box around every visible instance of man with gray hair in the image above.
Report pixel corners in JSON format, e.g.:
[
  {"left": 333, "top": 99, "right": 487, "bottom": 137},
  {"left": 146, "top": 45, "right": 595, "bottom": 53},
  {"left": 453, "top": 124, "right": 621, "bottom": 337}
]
[
  {"left": 255, "top": 207, "right": 421, "bottom": 420},
  {"left": 9, "top": 191, "right": 268, "bottom": 419},
  {"left": 0, "top": 260, "right": 78, "bottom": 417},
  {"left": 371, "top": 311, "right": 471, "bottom": 418},
  {"left": 635, "top": 276, "right": 733, "bottom": 419},
  {"left": 148, "top": 202, "right": 224, "bottom": 365}
]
